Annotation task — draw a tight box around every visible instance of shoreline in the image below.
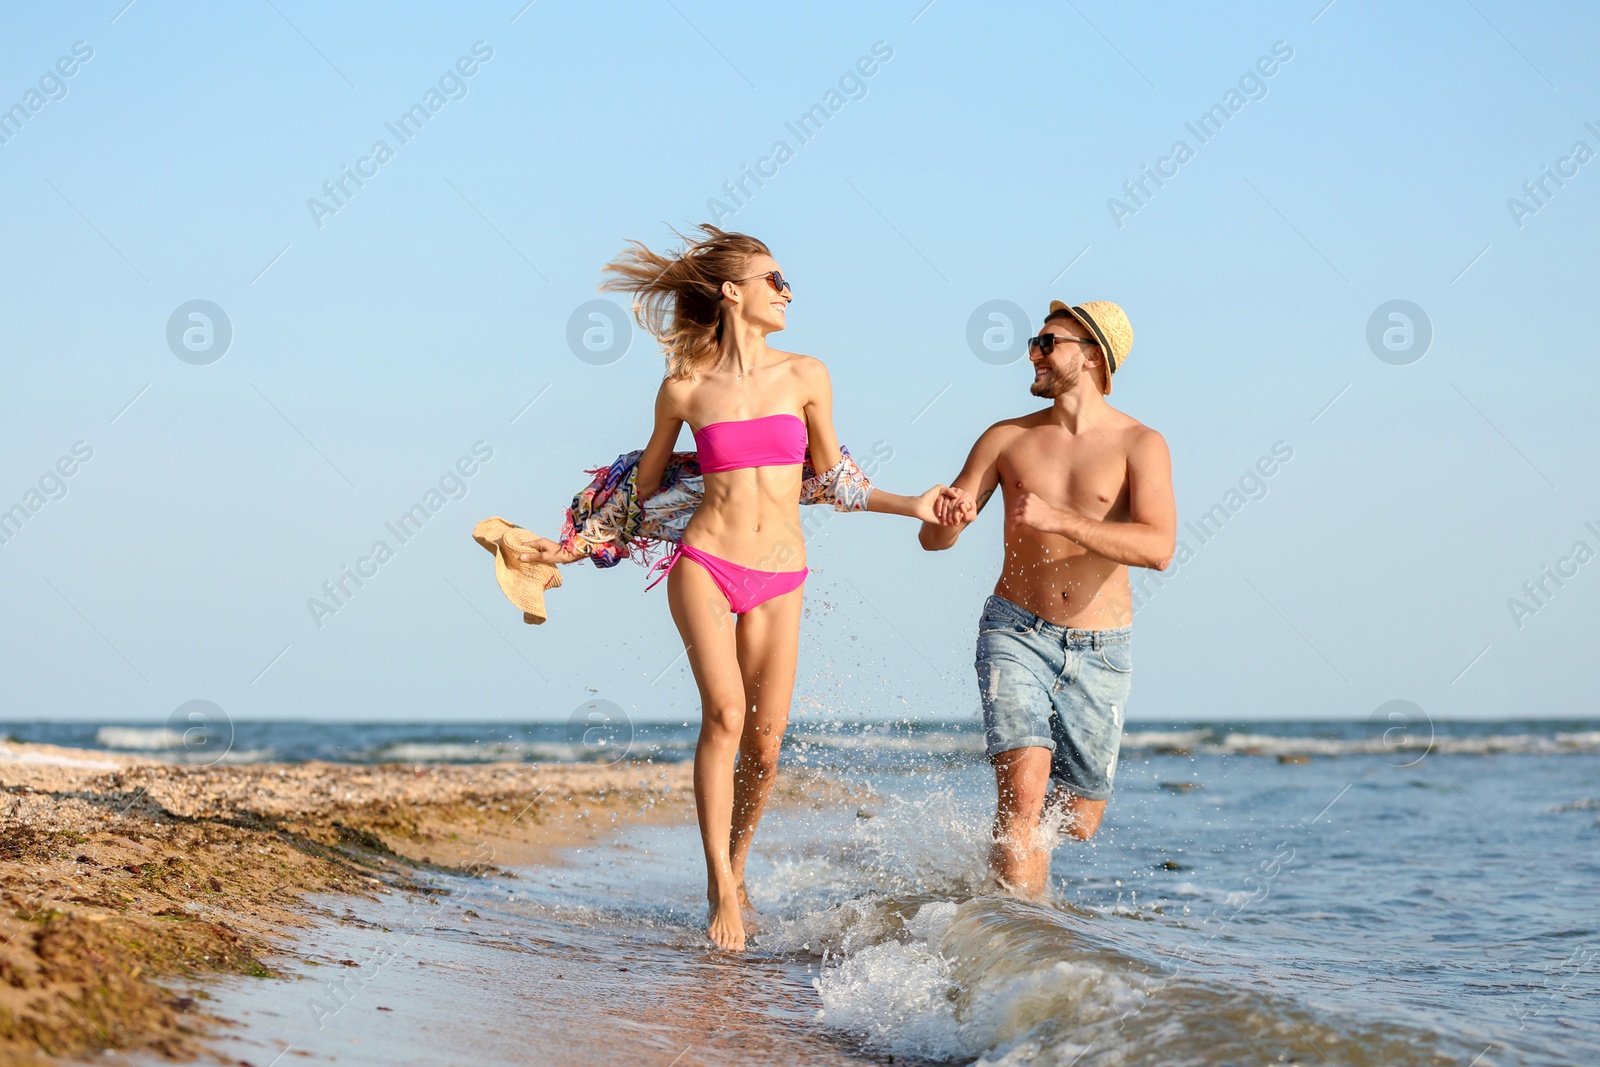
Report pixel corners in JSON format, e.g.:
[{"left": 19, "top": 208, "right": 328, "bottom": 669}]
[{"left": 0, "top": 741, "right": 714, "bottom": 1064}]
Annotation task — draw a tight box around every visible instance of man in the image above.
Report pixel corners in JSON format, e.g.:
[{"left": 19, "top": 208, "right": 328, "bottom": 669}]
[{"left": 921, "top": 300, "right": 1175, "bottom": 898}]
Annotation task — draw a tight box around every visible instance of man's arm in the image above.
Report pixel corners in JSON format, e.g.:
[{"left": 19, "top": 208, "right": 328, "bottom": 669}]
[
  {"left": 919, "top": 426, "right": 1005, "bottom": 551},
  {"left": 1009, "top": 428, "right": 1176, "bottom": 569}
]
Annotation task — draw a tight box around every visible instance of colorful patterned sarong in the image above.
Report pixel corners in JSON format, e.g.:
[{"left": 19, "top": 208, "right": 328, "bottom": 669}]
[{"left": 559, "top": 447, "right": 873, "bottom": 569}]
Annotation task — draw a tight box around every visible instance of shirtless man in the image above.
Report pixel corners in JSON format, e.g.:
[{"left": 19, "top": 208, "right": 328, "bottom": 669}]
[{"left": 920, "top": 300, "right": 1176, "bottom": 898}]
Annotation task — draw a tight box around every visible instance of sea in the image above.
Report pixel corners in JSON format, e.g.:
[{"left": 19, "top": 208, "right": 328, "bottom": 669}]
[{"left": 18, "top": 718, "right": 1597, "bottom": 1067}]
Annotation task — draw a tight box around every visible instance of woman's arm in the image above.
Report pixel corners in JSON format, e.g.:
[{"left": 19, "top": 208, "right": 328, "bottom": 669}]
[
  {"left": 518, "top": 535, "right": 586, "bottom": 565},
  {"left": 801, "top": 357, "right": 951, "bottom": 524},
  {"left": 521, "top": 382, "right": 685, "bottom": 566},
  {"left": 800, "top": 357, "right": 844, "bottom": 473},
  {"left": 636, "top": 380, "right": 687, "bottom": 500},
  {"left": 866, "top": 485, "right": 945, "bottom": 522}
]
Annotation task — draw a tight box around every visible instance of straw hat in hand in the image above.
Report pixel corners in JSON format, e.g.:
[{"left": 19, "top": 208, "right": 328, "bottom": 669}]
[{"left": 471, "top": 517, "right": 563, "bottom": 624}]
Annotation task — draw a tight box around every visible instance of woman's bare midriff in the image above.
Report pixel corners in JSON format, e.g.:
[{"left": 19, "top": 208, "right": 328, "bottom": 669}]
[{"left": 681, "top": 465, "right": 807, "bottom": 571}]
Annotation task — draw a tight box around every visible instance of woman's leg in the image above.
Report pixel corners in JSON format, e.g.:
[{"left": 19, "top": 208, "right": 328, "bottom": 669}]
[
  {"left": 666, "top": 558, "right": 749, "bottom": 951},
  {"left": 728, "top": 582, "right": 804, "bottom": 912}
]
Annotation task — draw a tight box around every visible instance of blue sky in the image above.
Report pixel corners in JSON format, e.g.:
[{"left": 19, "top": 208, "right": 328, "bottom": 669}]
[{"left": 2, "top": 0, "right": 1596, "bottom": 726}]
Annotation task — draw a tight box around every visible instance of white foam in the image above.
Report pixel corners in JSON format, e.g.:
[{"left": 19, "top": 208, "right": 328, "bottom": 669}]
[
  {"left": 811, "top": 898, "right": 1151, "bottom": 1065},
  {"left": 847, "top": 787, "right": 993, "bottom": 896},
  {"left": 791, "top": 732, "right": 987, "bottom": 755},
  {"left": 814, "top": 903, "right": 964, "bottom": 1060},
  {"left": 1121, "top": 728, "right": 1600, "bottom": 758},
  {"left": 0, "top": 745, "right": 119, "bottom": 770},
  {"left": 904, "top": 899, "right": 959, "bottom": 941},
  {"left": 761, "top": 895, "right": 900, "bottom": 957},
  {"left": 758, "top": 785, "right": 994, "bottom": 925},
  {"left": 201, "top": 747, "right": 276, "bottom": 765},
  {"left": 1546, "top": 796, "right": 1600, "bottom": 812},
  {"left": 374, "top": 741, "right": 585, "bottom": 763},
  {"left": 959, "top": 958, "right": 1143, "bottom": 1065},
  {"left": 95, "top": 726, "right": 185, "bottom": 749},
  {"left": 1121, "top": 729, "right": 1214, "bottom": 750}
]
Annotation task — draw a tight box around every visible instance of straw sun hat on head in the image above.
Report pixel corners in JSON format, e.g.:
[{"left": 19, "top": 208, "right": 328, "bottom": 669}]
[
  {"left": 472, "top": 517, "right": 562, "bottom": 625},
  {"left": 1047, "top": 300, "right": 1133, "bottom": 394}
]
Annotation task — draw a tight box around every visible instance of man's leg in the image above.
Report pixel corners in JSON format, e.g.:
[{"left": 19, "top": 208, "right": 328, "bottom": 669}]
[
  {"left": 1042, "top": 631, "right": 1131, "bottom": 845},
  {"left": 1041, "top": 787, "right": 1107, "bottom": 841},
  {"left": 990, "top": 746, "right": 1055, "bottom": 898},
  {"left": 976, "top": 597, "right": 1063, "bottom": 898}
]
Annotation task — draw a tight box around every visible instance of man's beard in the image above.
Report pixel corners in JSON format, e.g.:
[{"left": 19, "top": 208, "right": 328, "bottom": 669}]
[{"left": 1030, "top": 365, "right": 1077, "bottom": 398}]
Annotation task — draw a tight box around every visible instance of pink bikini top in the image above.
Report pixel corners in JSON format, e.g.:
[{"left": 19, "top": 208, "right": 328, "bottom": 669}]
[{"left": 693, "top": 413, "right": 808, "bottom": 473}]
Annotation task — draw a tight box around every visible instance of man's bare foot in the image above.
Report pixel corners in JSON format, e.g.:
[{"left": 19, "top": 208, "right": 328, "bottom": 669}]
[{"left": 706, "top": 893, "right": 746, "bottom": 952}]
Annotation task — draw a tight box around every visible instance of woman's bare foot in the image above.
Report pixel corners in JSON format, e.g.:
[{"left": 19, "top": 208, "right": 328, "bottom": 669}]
[
  {"left": 706, "top": 892, "right": 746, "bottom": 952},
  {"left": 734, "top": 881, "right": 761, "bottom": 932}
]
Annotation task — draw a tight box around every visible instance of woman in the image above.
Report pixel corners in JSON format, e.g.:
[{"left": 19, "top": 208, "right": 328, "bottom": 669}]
[{"left": 526, "top": 226, "right": 958, "bottom": 951}]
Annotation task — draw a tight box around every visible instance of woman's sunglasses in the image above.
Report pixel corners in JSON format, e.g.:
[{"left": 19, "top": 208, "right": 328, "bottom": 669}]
[
  {"left": 733, "top": 270, "right": 793, "bottom": 298},
  {"left": 1027, "top": 333, "right": 1097, "bottom": 356}
]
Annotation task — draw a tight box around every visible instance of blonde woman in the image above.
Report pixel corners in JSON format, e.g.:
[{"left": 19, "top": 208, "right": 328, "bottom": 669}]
[{"left": 524, "top": 226, "right": 962, "bottom": 950}]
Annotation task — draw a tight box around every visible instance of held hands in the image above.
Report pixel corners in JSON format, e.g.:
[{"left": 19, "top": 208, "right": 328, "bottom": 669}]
[
  {"left": 909, "top": 485, "right": 946, "bottom": 525},
  {"left": 933, "top": 485, "right": 977, "bottom": 526},
  {"left": 915, "top": 486, "right": 972, "bottom": 527},
  {"left": 912, "top": 485, "right": 976, "bottom": 526}
]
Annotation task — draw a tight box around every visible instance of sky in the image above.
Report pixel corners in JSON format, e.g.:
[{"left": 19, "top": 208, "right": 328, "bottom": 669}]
[{"left": 2, "top": 0, "right": 1596, "bottom": 728}]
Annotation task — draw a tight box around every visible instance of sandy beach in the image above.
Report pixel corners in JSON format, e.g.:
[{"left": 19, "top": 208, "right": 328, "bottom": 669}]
[{"left": 0, "top": 741, "right": 707, "bottom": 1064}]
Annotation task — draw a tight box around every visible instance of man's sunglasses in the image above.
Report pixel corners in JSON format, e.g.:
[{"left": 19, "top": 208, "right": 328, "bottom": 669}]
[
  {"left": 1028, "top": 333, "right": 1098, "bottom": 356},
  {"left": 733, "top": 270, "right": 793, "bottom": 297}
]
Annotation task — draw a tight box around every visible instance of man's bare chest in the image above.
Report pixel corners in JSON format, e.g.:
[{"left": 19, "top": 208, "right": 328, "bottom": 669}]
[{"left": 999, "top": 435, "right": 1130, "bottom": 518}]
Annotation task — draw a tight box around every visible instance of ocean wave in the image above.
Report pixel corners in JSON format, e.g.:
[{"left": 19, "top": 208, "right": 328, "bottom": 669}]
[
  {"left": 1121, "top": 728, "right": 1600, "bottom": 758},
  {"left": 754, "top": 775, "right": 1467, "bottom": 1064},
  {"left": 758, "top": 785, "right": 995, "bottom": 952},
  {"left": 814, "top": 900, "right": 968, "bottom": 1060},
  {"left": 45, "top": 720, "right": 1600, "bottom": 768},
  {"left": 788, "top": 732, "right": 987, "bottom": 755},
  {"left": 367, "top": 725, "right": 1600, "bottom": 766},
  {"left": 0, "top": 745, "right": 120, "bottom": 770},
  {"left": 806, "top": 896, "right": 1465, "bottom": 1067},
  {"left": 95, "top": 726, "right": 188, "bottom": 749},
  {"left": 91, "top": 731, "right": 274, "bottom": 764},
  {"left": 1120, "top": 729, "right": 1216, "bottom": 750},
  {"left": 1545, "top": 796, "right": 1600, "bottom": 812},
  {"left": 199, "top": 747, "right": 276, "bottom": 765},
  {"left": 374, "top": 741, "right": 598, "bottom": 763}
]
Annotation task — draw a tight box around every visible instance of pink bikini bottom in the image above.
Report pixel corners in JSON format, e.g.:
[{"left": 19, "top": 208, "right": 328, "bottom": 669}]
[{"left": 647, "top": 543, "right": 808, "bottom": 615}]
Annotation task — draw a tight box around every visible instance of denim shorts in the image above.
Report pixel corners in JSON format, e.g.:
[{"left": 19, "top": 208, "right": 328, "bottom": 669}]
[{"left": 974, "top": 594, "right": 1132, "bottom": 801}]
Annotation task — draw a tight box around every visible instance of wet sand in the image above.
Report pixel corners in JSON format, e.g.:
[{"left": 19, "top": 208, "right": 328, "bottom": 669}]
[{"left": 0, "top": 740, "right": 719, "bottom": 1065}]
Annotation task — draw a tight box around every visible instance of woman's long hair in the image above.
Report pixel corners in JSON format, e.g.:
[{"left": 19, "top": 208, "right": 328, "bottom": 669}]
[{"left": 600, "top": 224, "right": 770, "bottom": 379}]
